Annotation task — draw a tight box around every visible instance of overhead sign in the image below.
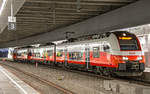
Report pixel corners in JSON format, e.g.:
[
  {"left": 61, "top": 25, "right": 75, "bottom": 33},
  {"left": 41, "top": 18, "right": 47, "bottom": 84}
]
[
  {"left": 8, "top": 16, "right": 16, "bottom": 30},
  {"left": 8, "top": 16, "right": 16, "bottom": 22}
]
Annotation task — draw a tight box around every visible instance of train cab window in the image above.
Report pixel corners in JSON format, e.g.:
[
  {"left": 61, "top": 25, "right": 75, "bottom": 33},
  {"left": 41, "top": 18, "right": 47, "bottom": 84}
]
[
  {"left": 103, "top": 45, "right": 110, "bottom": 52},
  {"left": 119, "top": 39, "right": 139, "bottom": 50},
  {"left": 57, "top": 50, "right": 63, "bottom": 57},
  {"left": 113, "top": 31, "right": 140, "bottom": 51},
  {"left": 93, "top": 47, "right": 100, "bottom": 58}
]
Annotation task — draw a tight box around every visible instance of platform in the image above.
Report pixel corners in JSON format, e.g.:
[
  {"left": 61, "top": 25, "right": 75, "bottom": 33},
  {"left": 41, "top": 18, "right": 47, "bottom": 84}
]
[
  {"left": 144, "top": 67, "right": 150, "bottom": 72},
  {"left": 0, "top": 65, "right": 40, "bottom": 94}
]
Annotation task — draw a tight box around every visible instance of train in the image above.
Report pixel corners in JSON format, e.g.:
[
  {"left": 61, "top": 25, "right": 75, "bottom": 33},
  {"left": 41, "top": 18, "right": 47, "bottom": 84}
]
[{"left": 13, "top": 31, "right": 145, "bottom": 76}]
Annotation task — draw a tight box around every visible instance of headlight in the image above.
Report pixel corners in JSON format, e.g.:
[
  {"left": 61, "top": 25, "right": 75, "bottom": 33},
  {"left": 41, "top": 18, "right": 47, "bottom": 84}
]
[
  {"left": 137, "top": 57, "right": 142, "bottom": 60},
  {"left": 123, "top": 57, "right": 128, "bottom": 60}
]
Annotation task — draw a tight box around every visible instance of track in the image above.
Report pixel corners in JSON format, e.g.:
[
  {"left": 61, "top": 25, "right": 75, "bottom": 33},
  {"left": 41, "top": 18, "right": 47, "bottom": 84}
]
[
  {"left": 69, "top": 69, "right": 150, "bottom": 87},
  {"left": 44, "top": 63, "right": 150, "bottom": 87},
  {"left": 118, "top": 75, "right": 150, "bottom": 87},
  {"left": 0, "top": 62, "right": 75, "bottom": 94},
  {"left": 2, "top": 60, "right": 150, "bottom": 89},
  {"left": 41, "top": 63, "right": 150, "bottom": 87}
]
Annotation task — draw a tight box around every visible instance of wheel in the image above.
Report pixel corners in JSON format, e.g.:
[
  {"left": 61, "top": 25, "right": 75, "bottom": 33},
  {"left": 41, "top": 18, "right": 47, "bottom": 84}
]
[{"left": 102, "top": 67, "right": 111, "bottom": 76}]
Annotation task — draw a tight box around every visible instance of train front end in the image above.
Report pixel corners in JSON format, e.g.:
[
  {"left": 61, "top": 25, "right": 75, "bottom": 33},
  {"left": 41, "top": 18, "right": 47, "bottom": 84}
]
[{"left": 112, "top": 31, "right": 145, "bottom": 76}]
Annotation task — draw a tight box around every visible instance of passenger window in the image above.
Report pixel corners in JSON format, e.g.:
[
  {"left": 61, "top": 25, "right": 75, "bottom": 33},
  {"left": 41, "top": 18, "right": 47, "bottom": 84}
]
[
  {"left": 93, "top": 47, "right": 100, "bottom": 58},
  {"left": 57, "top": 50, "right": 63, "bottom": 57},
  {"left": 43, "top": 50, "right": 47, "bottom": 58},
  {"left": 69, "top": 52, "right": 83, "bottom": 60},
  {"left": 17, "top": 53, "right": 21, "bottom": 56},
  {"left": 103, "top": 45, "right": 110, "bottom": 52},
  {"left": 47, "top": 50, "right": 53, "bottom": 56},
  {"left": 36, "top": 53, "right": 40, "bottom": 57}
]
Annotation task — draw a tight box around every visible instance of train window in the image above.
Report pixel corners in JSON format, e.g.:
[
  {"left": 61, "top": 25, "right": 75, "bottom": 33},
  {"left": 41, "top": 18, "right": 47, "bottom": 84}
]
[
  {"left": 35, "top": 53, "right": 40, "bottom": 57},
  {"left": 103, "top": 45, "right": 110, "bottom": 52},
  {"left": 17, "top": 53, "right": 21, "bottom": 56},
  {"left": 23, "top": 52, "right": 27, "bottom": 55},
  {"left": 119, "top": 39, "right": 139, "bottom": 50},
  {"left": 47, "top": 50, "right": 53, "bottom": 56},
  {"left": 57, "top": 49, "right": 63, "bottom": 57},
  {"left": 113, "top": 32, "right": 140, "bottom": 50},
  {"left": 43, "top": 50, "right": 47, "bottom": 58},
  {"left": 93, "top": 47, "right": 99, "bottom": 58},
  {"left": 69, "top": 52, "right": 83, "bottom": 60}
]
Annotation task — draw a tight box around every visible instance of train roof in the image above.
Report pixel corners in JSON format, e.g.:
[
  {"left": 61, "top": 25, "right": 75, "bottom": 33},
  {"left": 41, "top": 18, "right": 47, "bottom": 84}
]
[
  {"left": 39, "top": 42, "right": 55, "bottom": 47},
  {"left": 15, "top": 31, "right": 135, "bottom": 49},
  {"left": 15, "top": 46, "right": 34, "bottom": 49},
  {"left": 60, "top": 32, "right": 112, "bottom": 44}
]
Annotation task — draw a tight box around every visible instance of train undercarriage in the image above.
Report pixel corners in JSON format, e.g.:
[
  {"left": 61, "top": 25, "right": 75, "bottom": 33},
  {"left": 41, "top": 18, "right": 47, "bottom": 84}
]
[{"left": 13, "top": 58, "right": 145, "bottom": 77}]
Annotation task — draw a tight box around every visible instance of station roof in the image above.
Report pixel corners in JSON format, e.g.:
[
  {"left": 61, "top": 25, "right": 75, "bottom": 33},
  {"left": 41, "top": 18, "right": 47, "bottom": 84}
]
[{"left": 0, "top": 0, "right": 142, "bottom": 47}]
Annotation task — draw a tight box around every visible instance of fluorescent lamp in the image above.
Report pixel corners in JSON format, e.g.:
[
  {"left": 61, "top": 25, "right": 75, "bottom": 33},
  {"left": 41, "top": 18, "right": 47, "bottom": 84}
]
[{"left": 0, "top": 0, "right": 7, "bottom": 16}]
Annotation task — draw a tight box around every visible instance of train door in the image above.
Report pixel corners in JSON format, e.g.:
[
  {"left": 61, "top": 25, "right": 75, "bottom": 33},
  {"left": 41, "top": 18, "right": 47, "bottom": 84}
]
[
  {"left": 64, "top": 47, "right": 68, "bottom": 67},
  {"left": 54, "top": 45, "right": 56, "bottom": 64},
  {"left": 103, "top": 44, "right": 111, "bottom": 64},
  {"left": 85, "top": 46, "right": 90, "bottom": 69}
]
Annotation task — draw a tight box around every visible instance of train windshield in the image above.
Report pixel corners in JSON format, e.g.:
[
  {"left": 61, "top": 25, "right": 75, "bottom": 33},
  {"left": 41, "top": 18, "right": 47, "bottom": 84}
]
[
  {"left": 119, "top": 39, "right": 139, "bottom": 50},
  {"left": 113, "top": 31, "right": 141, "bottom": 51}
]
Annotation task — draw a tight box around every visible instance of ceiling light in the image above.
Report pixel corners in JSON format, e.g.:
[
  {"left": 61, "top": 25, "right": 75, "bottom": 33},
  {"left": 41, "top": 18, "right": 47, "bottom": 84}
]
[{"left": 0, "top": 0, "right": 7, "bottom": 16}]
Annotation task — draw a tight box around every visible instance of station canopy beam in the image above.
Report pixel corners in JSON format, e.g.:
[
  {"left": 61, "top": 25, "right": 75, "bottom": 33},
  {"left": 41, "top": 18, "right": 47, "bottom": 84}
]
[{"left": 0, "top": 0, "right": 150, "bottom": 47}]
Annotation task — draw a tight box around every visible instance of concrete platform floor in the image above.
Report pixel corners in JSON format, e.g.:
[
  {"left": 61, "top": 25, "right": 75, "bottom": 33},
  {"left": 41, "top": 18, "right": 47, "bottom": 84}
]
[
  {"left": 144, "top": 67, "right": 150, "bottom": 72},
  {"left": 0, "top": 65, "right": 40, "bottom": 94}
]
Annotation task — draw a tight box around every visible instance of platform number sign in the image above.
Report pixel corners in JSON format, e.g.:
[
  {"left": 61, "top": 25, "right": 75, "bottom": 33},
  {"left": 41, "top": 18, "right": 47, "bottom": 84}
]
[{"left": 8, "top": 16, "right": 16, "bottom": 31}]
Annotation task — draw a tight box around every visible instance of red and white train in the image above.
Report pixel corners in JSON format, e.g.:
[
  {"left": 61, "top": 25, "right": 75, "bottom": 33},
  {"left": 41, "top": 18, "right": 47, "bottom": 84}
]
[{"left": 13, "top": 31, "right": 145, "bottom": 76}]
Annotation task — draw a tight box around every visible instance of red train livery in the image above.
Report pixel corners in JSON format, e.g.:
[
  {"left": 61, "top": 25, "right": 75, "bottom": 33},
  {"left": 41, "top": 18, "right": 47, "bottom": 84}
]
[{"left": 13, "top": 31, "right": 145, "bottom": 76}]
